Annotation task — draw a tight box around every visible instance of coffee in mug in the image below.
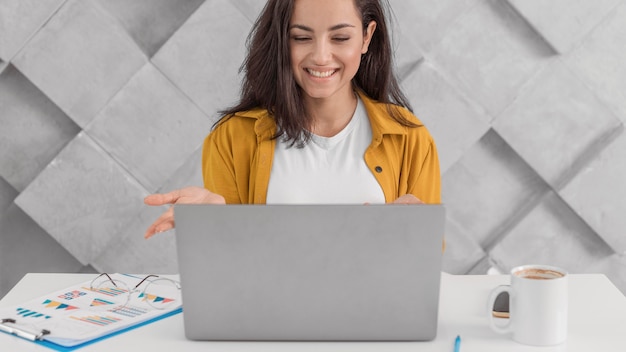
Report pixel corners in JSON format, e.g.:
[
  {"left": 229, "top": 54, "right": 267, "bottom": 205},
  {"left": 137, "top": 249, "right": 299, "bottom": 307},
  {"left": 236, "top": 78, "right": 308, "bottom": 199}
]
[
  {"left": 515, "top": 267, "right": 564, "bottom": 280},
  {"left": 487, "top": 265, "right": 568, "bottom": 346}
]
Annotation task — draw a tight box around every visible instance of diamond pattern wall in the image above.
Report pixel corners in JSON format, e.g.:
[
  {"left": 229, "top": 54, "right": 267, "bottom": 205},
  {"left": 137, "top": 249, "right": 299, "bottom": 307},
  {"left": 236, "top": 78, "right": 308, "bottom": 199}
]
[{"left": 1, "top": 0, "right": 625, "bottom": 297}]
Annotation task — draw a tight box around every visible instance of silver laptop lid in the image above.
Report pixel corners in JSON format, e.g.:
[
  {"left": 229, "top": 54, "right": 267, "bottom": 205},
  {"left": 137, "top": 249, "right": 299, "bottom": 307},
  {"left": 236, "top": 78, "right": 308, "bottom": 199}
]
[{"left": 174, "top": 204, "right": 445, "bottom": 341}]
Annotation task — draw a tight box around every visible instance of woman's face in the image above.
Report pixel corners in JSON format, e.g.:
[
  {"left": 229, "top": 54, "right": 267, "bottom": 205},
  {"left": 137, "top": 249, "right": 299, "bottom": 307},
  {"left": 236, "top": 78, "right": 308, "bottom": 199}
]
[{"left": 289, "top": 0, "right": 376, "bottom": 102}]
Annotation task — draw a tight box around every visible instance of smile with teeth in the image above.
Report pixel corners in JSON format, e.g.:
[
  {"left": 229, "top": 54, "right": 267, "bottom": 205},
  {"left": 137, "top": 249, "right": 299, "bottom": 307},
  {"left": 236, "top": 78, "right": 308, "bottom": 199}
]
[{"left": 306, "top": 68, "right": 337, "bottom": 78}]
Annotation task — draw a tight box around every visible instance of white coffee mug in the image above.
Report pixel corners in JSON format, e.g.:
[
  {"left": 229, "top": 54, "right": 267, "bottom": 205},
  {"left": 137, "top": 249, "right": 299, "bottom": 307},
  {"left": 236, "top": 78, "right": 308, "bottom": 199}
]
[{"left": 487, "top": 264, "right": 568, "bottom": 346}]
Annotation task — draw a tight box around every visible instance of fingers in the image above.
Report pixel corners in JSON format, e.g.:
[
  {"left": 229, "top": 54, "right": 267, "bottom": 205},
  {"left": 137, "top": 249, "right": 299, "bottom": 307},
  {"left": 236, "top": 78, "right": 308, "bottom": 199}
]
[
  {"left": 393, "top": 194, "right": 424, "bottom": 204},
  {"left": 144, "top": 187, "right": 225, "bottom": 239},
  {"left": 144, "top": 207, "right": 175, "bottom": 239},
  {"left": 144, "top": 189, "right": 182, "bottom": 206},
  {"left": 204, "top": 192, "right": 226, "bottom": 204}
]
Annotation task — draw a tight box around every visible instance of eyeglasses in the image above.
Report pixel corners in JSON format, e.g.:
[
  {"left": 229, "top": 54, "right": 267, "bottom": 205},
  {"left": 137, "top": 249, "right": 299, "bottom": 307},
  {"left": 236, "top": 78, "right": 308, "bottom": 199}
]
[{"left": 87, "top": 273, "right": 181, "bottom": 313}]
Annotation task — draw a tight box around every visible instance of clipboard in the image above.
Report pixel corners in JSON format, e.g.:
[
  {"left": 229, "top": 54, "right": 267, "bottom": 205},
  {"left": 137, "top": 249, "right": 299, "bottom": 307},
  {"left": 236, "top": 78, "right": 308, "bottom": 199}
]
[
  {"left": 0, "top": 274, "right": 182, "bottom": 351},
  {"left": 0, "top": 318, "right": 50, "bottom": 340}
]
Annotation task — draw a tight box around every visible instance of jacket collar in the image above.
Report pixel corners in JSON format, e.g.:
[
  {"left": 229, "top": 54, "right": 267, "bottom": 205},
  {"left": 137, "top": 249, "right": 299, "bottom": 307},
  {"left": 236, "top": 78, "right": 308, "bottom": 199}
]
[
  {"left": 234, "top": 90, "right": 409, "bottom": 140},
  {"left": 356, "top": 90, "right": 408, "bottom": 138}
]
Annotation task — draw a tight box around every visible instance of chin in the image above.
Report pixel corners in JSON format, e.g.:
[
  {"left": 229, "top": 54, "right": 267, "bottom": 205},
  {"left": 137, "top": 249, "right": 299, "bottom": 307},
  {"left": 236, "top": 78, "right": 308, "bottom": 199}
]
[
  {"left": 302, "top": 84, "right": 347, "bottom": 99},
  {"left": 302, "top": 90, "right": 335, "bottom": 100}
]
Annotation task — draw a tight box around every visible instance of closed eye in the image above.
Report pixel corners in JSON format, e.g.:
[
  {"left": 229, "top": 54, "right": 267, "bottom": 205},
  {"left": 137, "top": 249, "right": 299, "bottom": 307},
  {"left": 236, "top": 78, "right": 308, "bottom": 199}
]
[{"left": 291, "top": 36, "right": 311, "bottom": 42}]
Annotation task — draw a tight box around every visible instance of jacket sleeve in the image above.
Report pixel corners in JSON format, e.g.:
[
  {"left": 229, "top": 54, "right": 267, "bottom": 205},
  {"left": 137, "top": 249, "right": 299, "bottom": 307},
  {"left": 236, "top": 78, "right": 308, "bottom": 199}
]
[
  {"left": 404, "top": 126, "right": 441, "bottom": 205},
  {"left": 412, "top": 139, "right": 441, "bottom": 204},
  {"left": 201, "top": 127, "right": 242, "bottom": 204}
]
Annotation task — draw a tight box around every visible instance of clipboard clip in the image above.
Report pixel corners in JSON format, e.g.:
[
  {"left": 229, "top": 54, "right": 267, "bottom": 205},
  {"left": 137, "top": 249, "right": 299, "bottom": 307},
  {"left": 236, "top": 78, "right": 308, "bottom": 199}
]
[{"left": 0, "top": 318, "right": 50, "bottom": 341}]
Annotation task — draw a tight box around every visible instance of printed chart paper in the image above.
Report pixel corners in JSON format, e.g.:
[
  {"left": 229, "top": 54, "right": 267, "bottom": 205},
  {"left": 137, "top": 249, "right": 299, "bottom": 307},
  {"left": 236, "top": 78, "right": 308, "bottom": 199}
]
[{"left": 0, "top": 274, "right": 182, "bottom": 349}]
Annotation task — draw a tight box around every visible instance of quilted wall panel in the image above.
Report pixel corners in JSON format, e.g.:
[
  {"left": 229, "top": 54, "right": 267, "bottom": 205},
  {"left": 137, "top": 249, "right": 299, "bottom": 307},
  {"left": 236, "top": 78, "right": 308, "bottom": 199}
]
[{"left": 1, "top": 0, "right": 625, "bottom": 297}]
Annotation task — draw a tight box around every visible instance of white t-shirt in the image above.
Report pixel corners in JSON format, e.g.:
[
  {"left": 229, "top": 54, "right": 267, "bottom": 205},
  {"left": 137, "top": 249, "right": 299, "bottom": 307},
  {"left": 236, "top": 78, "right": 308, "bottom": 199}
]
[{"left": 266, "top": 97, "right": 386, "bottom": 204}]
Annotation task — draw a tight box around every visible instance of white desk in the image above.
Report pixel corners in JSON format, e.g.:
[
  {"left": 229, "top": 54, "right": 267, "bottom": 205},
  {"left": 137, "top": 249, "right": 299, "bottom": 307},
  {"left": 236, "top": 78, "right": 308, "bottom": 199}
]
[{"left": 1, "top": 273, "right": 625, "bottom": 351}]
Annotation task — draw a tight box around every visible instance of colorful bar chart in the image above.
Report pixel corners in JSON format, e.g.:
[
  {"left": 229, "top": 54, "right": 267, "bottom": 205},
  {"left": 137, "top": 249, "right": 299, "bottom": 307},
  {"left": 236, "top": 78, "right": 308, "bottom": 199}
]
[
  {"left": 70, "top": 315, "right": 121, "bottom": 327},
  {"left": 42, "top": 299, "right": 79, "bottom": 311},
  {"left": 90, "top": 298, "right": 115, "bottom": 307},
  {"left": 58, "top": 290, "right": 87, "bottom": 300},
  {"left": 83, "top": 286, "right": 127, "bottom": 297},
  {"left": 16, "top": 307, "right": 51, "bottom": 319},
  {"left": 111, "top": 305, "right": 149, "bottom": 318},
  {"left": 139, "top": 292, "right": 175, "bottom": 305}
]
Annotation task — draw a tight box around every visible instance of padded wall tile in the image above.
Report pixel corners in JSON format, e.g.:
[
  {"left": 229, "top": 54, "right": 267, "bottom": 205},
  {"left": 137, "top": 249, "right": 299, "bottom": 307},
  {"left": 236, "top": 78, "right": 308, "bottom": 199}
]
[
  {"left": 12, "top": 0, "right": 147, "bottom": 128},
  {"left": 442, "top": 129, "right": 550, "bottom": 248},
  {"left": 0, "top": 177, "right": 83, "bottom": 297},
  {"left": 490, "top": 191, "right": 614, "bottom": 273},
  {"left": 392, "top": 0, "right": 478, "bottom": 53},
  {"left": 466, "top": 257, "right": 494, "bottom": 275},
  {"left": 231, "top": 0, "right": 266, "bottom": 23},
  {"left": 94, "top": 0, "right": 205, "bottom": 57},
  {"left": 0, "top": 176, "right": 14, "bottom": 211},
  {"left": 152, "top": 0, "right": 251, "bottom": 118},
  {"left": 14, "top": 132, "right": 149, "bottom": 264},
  {"left": 402, "top": 61, "right": 490, "bottom": 173},
  {"left": 493, "top": 61, "right": 622, "bottom": 189},
  {"left": 565, "top": 3, "right": 626, "bottom": 123},
  {"left": 385, "top": 1, "right": 426, "bottom": 78},
  {"left": 92, "top": 205, "right": 178, "bottom": 274},
  {"left": 0, "top": 65, "right": 80, "bottom": 191},
  {"left": 158, "top": 147, "right": 203, "bottom": 192},
  {"left": 429, "top": 0, "right": 554, "bottom": 117},
  {"left": 507, "top": 0, "right": 621, "bottom": 54},
  {"left": 0, "top": 0, "right": 66, "bottom": 61},
  {"left": 85, "top": 63, "right": 211, "bottom": 192},
  {"left": 561, "top": 132, "right": 626, "bottom": 254},
  {"left": 442, "top": 218, "right": 486, "bottom": 274},
  {"left": 92, "top": 148, "right": 202, "bottom": 274}
]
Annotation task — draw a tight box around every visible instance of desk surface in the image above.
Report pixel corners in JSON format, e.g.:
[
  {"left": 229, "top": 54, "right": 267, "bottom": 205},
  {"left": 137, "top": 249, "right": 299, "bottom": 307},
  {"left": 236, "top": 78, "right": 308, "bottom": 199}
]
[{"left": 1, "top": 273, "right": 625, "bottom": 351}]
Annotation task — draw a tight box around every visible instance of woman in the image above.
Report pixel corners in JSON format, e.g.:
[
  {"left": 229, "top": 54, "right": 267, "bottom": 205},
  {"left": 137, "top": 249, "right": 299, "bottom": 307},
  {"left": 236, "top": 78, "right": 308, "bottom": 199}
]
[{"left": 144, "top": 0, "right": 441, "bottom": 239}]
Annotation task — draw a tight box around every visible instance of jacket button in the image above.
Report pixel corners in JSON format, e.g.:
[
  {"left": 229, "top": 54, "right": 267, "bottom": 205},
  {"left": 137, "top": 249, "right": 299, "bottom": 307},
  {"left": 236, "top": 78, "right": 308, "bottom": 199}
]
[{"left": 375, "top": 166, "right": 383, "bottom": 173}]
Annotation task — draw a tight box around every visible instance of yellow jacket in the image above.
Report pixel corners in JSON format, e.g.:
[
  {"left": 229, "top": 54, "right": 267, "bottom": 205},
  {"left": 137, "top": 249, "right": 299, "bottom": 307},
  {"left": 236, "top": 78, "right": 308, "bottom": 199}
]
[{"left": 202, "top": 92, "right": 441, "bottom": 204}]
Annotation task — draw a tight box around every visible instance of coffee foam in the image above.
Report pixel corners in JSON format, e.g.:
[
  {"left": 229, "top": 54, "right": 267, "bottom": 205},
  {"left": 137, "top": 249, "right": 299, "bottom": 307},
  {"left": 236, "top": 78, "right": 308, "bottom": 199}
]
[{"left": 514, "top": 267, "right": 564, "bottom": 280}]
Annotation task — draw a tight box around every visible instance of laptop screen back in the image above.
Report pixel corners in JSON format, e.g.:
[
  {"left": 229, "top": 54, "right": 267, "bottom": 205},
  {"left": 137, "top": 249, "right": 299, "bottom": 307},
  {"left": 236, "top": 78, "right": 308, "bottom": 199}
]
[{"left": 174, "top": 204, "right": 445, "bottom": 341}]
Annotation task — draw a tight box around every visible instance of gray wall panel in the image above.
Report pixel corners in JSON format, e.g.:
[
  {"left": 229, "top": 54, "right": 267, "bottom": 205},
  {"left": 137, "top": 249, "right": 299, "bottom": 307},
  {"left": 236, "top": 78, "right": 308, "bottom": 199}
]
[{"left": 1, "top": 0, "right": 624, "bottom": 298}]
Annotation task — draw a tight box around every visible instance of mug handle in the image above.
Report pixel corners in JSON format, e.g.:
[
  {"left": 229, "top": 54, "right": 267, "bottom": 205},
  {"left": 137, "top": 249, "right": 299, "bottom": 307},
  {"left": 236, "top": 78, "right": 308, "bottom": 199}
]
[{"left": 488, "top": 285, "right": 513, "bottom": 334}]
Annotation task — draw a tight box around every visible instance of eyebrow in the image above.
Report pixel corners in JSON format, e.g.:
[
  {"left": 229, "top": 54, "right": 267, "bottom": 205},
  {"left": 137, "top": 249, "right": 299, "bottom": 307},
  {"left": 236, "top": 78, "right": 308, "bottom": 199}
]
[{"left": 289, "top": 23, "right": 356, "bottom": 32}]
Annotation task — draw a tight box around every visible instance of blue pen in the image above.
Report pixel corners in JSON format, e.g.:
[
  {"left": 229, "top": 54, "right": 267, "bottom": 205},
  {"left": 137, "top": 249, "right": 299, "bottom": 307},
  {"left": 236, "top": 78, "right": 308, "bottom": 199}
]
[{"left": 454, "top": 335, "right": 461, "bottom": 352}]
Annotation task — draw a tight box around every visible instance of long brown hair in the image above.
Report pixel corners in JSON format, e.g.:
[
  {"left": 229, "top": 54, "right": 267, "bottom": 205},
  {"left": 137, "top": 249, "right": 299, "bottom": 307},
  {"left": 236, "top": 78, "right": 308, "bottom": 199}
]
[{"left": 218, "top": 0, "right": 416, "bottom": 147}]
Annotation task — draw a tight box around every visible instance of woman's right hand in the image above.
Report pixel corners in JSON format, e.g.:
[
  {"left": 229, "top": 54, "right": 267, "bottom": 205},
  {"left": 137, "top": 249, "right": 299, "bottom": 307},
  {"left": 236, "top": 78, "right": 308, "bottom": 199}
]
[{"left": 143, "top": 186, "right": 225, "bottom": 239}]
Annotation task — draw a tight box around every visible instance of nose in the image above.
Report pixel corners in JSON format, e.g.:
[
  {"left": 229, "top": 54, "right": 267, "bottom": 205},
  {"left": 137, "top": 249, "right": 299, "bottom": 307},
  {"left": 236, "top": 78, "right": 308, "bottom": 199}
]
[{"left": 311, "top": 39, "right": 332, "bottom": 65}]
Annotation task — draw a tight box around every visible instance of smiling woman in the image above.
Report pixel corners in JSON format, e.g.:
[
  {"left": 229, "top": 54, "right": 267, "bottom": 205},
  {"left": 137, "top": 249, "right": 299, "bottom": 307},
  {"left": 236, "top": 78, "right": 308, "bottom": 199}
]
[
  {"left": 288, "top": 0, "right": 375, "bottom": 123},
  {"left": 143, "top": 0, "right": 441, "bottom": 238}
]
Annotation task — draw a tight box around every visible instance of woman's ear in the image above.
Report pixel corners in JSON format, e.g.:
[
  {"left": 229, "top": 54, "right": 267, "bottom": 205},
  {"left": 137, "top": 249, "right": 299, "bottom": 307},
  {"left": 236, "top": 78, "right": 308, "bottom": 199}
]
[{"left": 361, "top": 21, "right": 377, "bottom": 54}]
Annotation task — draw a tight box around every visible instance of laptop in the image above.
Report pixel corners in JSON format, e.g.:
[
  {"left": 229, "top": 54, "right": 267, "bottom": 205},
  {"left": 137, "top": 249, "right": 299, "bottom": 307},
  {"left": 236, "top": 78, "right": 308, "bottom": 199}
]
[{"left": 174, "top": 204, "right": 445, "bottom": 341}]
